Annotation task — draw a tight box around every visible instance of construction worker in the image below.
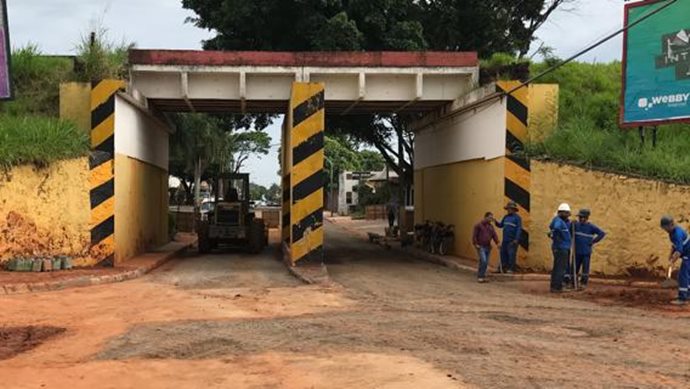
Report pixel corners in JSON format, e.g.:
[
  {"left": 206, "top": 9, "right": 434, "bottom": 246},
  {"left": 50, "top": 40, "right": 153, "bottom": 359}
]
[
  {"left": 549, "top": 203, "right": 572, "bottom": 293},
  {"left": 495, "top": 201, "right": 522, "bottom": 273},
  {"left": 660, "top": 216, "right": 690, "bottom": 306},
  {"left": 473, "top": 212, "right": 500, "bottom": 283},
  {"left": 573, "top": 209, "right": 606, "bottom": 288}
]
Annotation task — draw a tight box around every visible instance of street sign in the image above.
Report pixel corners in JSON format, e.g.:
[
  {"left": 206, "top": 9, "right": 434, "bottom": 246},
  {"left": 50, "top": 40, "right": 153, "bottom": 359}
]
[
  {"left": 0, "top": 0, "right": 10, "bottom": 100},
  {"left": 621, "top": 0, "right": 690, "bottom": 127}
]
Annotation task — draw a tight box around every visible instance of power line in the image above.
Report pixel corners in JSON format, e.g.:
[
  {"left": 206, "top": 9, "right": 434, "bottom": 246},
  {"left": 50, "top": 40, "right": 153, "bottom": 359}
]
[{"left": 415, "top": 0, "right": 679, "bottom": 132}]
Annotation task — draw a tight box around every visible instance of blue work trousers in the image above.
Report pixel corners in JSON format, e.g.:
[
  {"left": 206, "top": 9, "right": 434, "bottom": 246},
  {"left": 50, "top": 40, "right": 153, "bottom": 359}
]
[{"left": 500, "top": 242, "right": 517, "bottom": 272}]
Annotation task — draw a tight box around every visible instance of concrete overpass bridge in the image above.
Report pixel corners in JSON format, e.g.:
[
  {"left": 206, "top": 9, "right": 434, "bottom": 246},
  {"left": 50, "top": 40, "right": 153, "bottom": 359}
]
[{"left": 81, "top": 49, "right": 553, "bottom": 269}]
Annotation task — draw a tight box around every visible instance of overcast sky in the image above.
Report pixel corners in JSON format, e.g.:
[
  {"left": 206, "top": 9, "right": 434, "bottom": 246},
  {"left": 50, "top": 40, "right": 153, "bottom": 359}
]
[{"left": 6, "top": 0, "right": 625, "bottom": 186}]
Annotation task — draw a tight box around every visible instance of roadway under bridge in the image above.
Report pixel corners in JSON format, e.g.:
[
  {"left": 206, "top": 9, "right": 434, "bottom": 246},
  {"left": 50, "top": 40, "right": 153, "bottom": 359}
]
[
  {"left": 86, "top": 50, "right": 481, "bottom": 265},
  {"left": 76, "top": 50, "right": 554, "bottom": 268}
]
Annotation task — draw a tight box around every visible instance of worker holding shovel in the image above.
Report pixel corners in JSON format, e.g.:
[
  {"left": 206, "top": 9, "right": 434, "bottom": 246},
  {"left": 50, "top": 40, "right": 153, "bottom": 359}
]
[
  {"left": 549, "top": 203, "right": 572, "bottom": 293},
  {"left": 660, "top": 216, "right": 690, "bottom": 306}
]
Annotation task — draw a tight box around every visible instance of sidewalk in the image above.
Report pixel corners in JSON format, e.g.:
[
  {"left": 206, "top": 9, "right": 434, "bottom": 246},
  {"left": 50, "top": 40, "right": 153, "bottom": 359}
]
[
  {"left": 328, "top": 216, "right": 661, "bottom": 289},
  {"left": 0, "top": 234, "right": 196, "bottom": 295}
]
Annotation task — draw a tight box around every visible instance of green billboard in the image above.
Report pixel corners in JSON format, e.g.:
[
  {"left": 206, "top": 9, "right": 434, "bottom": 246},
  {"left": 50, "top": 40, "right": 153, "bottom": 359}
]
[{"left": 622, "top": 0, "right": 690, "bottom": 127}]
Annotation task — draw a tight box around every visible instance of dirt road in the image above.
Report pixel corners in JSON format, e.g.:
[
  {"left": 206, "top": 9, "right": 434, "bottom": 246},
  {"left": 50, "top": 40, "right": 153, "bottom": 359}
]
[{"left": 1, "top": 222, "right": 690, "bottom": 388}]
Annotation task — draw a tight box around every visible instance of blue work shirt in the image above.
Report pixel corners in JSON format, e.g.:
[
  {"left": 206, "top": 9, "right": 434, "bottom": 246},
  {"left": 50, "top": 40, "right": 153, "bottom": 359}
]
[
  {"left": 549, "top": 216, "right": 571, "bottom": 250},
  {"left": 574, "top": 222, "right": 606, "bottom": 256},
  {"left": 668, "top": 225, "right": 690, "bottom": 258},
  {"left": 496, "top": 213, "right": 522, "bottom": 245}
]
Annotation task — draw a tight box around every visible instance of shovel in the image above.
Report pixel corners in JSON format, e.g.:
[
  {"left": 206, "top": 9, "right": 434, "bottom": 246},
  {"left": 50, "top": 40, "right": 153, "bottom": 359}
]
[{"left": 661, "top": 264, "right": 678, "bottom": 289}]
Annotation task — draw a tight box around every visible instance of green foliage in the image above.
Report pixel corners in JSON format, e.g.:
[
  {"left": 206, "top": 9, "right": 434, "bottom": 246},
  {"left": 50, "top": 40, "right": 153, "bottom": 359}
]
[
  {"left": 2, "top": 45, "right": 74, "bottom": 117},
  {"left": 527, "top": 61, "right": 690, "bottom": 184},
  {"left": 0, "top": 116, "right": 88, "bottom": 169},
  {"left": 250, "top": 182, "right": 268, "bottom": 202},
  {"left": 480, "top": 53, "right": 526, "bottom": 68},
  {"left": 312, "top": 12, "right": 364, "bottom": 51},
  {"left": 531, "top": 61, "right": 622, "bottom": 129},
  {"left": 74, "top": 28, "right": 133, "bottom": 82},
  {"left": 529, "top": 119, "right": 690, "bottom": 184},
  {"left": 265, "top": 183, "right": 282, "bottom": 204},
  {"left": 356, "top": 183, "right": 392, "bottom": 208},
  {"left": 359, "top": 150, "right": 386, "bottom": 171},
  {"left": 183, "top": 0, "right": 568, "bottom": 56},
  {"left": 324, "top": 135, "right": 387, "bottom": 191}
]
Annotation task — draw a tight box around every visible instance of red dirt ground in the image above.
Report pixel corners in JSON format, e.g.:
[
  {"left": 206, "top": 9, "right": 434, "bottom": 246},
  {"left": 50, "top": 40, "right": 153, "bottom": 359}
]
[
  {"left": 0, "top": 326, "right": 66, "bottom": 360},
  {"left": 0, "top": 267, "right": 127, "bottom": 286}
]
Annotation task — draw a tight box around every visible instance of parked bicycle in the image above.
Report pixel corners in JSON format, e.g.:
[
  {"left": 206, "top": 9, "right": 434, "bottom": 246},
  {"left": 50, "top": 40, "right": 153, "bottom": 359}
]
[{"left": 414, "top": 221, "right": 455, "bottom": 256}]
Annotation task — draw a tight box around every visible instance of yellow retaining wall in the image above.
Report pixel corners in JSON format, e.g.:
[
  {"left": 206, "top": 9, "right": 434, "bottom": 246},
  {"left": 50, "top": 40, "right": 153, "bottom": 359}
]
[
  {"left": 530, "top": 160, "right": 690, "bottom": 277},
  {"left": 114, "top": 155, "right": 168, "bottom": 265},
  {"left": 59, "top": 82, "right": 91, "bottom": 133},
  {"left": 0, "top": 158, "right": 94, "bottom": 266},
  {"left": 414, "top": 157, "right": 505, "bottom": 262}
]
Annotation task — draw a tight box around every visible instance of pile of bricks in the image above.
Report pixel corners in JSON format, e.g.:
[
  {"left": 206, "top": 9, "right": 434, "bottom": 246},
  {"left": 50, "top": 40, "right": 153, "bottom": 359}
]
[{"left": 4, "top": 256, "right": 73, "bottom": 272}]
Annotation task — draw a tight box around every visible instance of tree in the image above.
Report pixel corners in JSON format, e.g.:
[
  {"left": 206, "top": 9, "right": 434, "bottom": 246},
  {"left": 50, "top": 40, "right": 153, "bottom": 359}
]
[
  {"left": 228, "top": 129, "right": 271, "bottom": 173},
  {"left": 169, "top": 113, "right": 231, "bottom": 205},
  {"left": 182, "top": 0, "right": 572, "bottom": 56},
  {"left": 182, "top": 0, "right": 572, "bottom": 202},
  {"left": 265, "top": 183, "right": 282, "bottom": 205},
  {"left": 359, "top": 150, "right": 386, "bottom": 172},
  {"left": 250, "top": 183, "right": 268, "bottom": 202},
  {"left": 74, "top": 27, "right": 133, "bottom": 82},
  {"left": 169, "top": 113, "right": 273, "bottom": 204}
]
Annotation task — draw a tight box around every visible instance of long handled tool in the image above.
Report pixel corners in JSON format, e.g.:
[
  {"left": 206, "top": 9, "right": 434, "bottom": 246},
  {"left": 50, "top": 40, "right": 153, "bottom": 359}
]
[
  {"left": 570, "top": 221, "right": 579, "bottom": 291},
  {"left": 661, "top": 263, "right": 678, "bottom": 289}
]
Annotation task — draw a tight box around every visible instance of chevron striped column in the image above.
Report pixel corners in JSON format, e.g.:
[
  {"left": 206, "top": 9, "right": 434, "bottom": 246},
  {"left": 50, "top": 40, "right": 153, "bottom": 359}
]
[
  {"left": 89, "top": 80, "right": 125, "bottom": 267},
  {"left": 288, "top": 83, "right": 325, "bottom": 265},
  {"left": 497, "top": 81, "right": 531, "bottom": 263}
]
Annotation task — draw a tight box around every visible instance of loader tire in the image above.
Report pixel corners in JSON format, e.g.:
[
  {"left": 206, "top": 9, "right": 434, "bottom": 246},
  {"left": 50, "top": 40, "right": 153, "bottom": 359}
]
[{"left": 249, "top": 219, "right": 265, "bottom": 254}]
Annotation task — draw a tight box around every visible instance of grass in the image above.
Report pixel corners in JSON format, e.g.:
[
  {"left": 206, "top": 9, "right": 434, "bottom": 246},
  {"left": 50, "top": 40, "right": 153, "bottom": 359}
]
[
  {"left": 2, "top": 45, "right": 75, "bottom": 117},
  {"left": 0, "top": 116, "right": 89, "bottom": 170},
  {"left": 527, "top": 118, "right": 690, "bottom": 184},
  {"left": 528, "top": 61, "right": 690, "bottom": 184}
]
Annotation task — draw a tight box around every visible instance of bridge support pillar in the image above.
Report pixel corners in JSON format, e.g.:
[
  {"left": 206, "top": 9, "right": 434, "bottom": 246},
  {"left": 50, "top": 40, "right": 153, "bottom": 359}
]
[{"left": 282, "top": 82, "right": 325, "bottom": 265}]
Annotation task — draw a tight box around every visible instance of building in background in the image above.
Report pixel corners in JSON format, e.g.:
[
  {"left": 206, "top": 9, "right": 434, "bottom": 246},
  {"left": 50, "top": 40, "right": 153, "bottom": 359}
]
[{"left": 336, "top": 169, "right": 400, "bottom": 215}]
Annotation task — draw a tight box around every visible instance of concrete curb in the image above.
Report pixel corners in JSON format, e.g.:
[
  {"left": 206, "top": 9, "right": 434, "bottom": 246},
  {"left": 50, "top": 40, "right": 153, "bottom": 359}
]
[
  {"left": 281, "top": 241, "right": 332, "bottom": 285},
  {"left": 328, "top": 217, "right": 667, "bottom": 290},
  {"left": 1, "top": 239, "right": 195, "bottom": 296}
]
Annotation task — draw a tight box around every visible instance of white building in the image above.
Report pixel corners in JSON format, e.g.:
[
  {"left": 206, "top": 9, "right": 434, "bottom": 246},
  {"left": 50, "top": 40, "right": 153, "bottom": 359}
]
[{"left": 336, "top": 169, "right": 400, "bottom": 215}]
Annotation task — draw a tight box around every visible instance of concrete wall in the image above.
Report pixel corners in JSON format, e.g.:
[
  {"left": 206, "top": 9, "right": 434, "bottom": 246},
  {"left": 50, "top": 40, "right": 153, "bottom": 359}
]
[
  {"left": 414, "top": 91, "right": 508, "bottom": 261},
  {"left": 414, "top": 98, "right": 506, "bottom": 170},
  {"left": 113, "top": 95, "right": 170, "bottom": 264},
  {"left": 414, "top": 158, "right": 504, "bottom": 261},
  {"left": 0, "top": 158, "right": 95, "bottom": 266},
  {"left": 530, "top": 160, "right": 690, "bottom": 277},
  {"left": 59, "top": 82, "right": 91, "bottom": 133}
]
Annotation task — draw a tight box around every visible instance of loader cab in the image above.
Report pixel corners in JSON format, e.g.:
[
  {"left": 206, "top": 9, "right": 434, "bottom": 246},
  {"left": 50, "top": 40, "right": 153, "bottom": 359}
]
[{"left": 197, "top": 173, "right": 267, "bottom": 254}]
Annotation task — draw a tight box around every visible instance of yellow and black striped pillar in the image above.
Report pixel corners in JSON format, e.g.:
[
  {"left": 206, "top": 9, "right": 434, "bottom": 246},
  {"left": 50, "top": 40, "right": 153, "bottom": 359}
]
[
  {"left": 288, "top": 82, "right": 325, "bottom": 265},
  {"left": 281, "top": 119, "right": 291, "bottom": 245},
  {"left": 89, "top": 80, "right": 124, "bottom": 267},
  {"left": 497, "top": 81, "right": 531, "bottom": 262}
]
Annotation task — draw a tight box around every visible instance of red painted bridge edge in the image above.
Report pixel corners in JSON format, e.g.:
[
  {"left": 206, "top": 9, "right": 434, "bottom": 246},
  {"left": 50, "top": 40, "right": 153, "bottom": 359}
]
[{"left": 129, "top": 50, "right": 478, "bottom": 68}]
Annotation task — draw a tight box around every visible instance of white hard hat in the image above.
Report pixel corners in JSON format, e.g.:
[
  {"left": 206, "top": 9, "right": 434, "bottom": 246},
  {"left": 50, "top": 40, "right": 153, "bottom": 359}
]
[{"left": 557, "top": 203, "right": 571, "bottom": 212}]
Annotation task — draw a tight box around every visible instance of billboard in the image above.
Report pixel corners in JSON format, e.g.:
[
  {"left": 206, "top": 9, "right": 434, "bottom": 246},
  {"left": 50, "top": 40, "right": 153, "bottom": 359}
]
[
  {"left": 621, "top": 0, "right": 690, "bottom": 127},
  {"left": 0, "top": 0, "right": 10, "bottom": 100}
]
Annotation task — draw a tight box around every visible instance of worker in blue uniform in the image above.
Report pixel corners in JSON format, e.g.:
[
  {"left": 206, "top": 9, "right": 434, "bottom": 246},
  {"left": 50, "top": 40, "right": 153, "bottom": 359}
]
[
  {"left": 495, "top": 201, "right": 522, "bottom": 274},
  {"left": 573, "top": 209, "right": 606, "bottom": 288},
  {"left": 660, "top": 215, "right": 690, "bottom": 306},
  {"left": 549, "top": 203, "right": 572, "bottom": 293}
]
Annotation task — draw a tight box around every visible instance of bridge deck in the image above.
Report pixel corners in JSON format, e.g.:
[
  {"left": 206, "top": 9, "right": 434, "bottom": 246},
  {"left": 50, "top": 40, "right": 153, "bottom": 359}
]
[{"left": 129, "top": 50, "right": 479, "bottom": 114}]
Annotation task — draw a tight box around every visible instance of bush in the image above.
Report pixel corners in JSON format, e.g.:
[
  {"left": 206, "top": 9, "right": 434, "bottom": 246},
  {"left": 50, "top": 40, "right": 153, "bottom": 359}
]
[
  {"left": 0, "top": 116, "right": 89, "bottom": 169},
  {"left": 1, "top": 45, "right": 74, "bottom": 117},
  {"left": 528, "top": 118, "right": 690, "bottom": 184},
  {"left": 528, "top": 61, "right": 690, "bottom": 184}
]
